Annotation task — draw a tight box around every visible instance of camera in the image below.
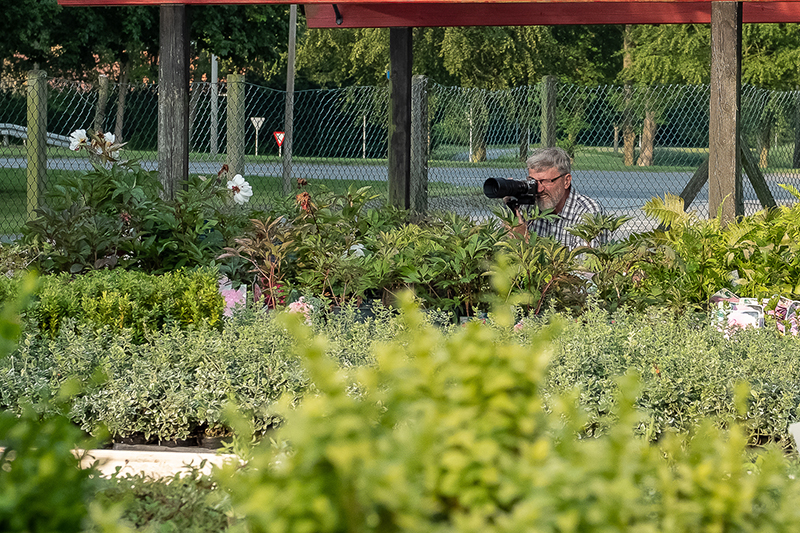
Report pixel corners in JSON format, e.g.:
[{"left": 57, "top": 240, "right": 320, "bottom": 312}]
[{"left": 482, "top": 177, "right": 538, "bottom": 210}]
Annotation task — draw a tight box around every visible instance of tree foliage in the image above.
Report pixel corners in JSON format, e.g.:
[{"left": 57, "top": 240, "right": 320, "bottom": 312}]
[
  {"left": 0, "top": 0, "right": 290, "bottom": 85},
  {"left": 742, "top": 23, "right": 800, "bottom": 89}
]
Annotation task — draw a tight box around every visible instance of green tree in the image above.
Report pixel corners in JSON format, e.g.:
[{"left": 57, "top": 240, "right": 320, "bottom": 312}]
[
  {"left": 620, "top": 24, "right": 710, "bottom": 167},
  {"left": 296, "top": 27, "right": 390, "bottom": 87},
  {"left": 741, "top": 24, "right": 800, "bottom": 168},
  {"left": 190, "top": 4, "right": 291, "bottom": 87}
]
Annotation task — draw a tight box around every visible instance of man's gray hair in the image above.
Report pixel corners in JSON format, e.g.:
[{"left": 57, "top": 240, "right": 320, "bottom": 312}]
[{"left": 526, "top": 147, "right": 571, "bottom": 175}]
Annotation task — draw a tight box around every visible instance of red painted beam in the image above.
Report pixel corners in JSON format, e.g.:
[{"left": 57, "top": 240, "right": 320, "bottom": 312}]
[
  {"left": 304, "top": 2, "right": 800, "bottom": 27},
  {"left": 56, "top": 0, "right": 800, "bottom": 25},
  {"left": 54, "top": 0, "right": 800, "bottom": 5}
]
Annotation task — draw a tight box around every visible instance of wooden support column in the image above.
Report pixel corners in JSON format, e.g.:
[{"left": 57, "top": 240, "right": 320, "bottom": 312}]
[
  {"left": 410, "top": 74, "right": 428, "bottom": 213},
  {"left": 282, "top": 4, "right": 298, "bottom": 195},
  {"left": 26, "top": 69, "right": 47, "bottom": 217},
  {"left": 158, "top": 4, "right": 190, "bottom": 201},
  {"left": 388, "top": 27, "right": 412, "bottom": 210},
  {"left": 709, "top": 1, "right": 742, "bottom": 224},
  {"left": 226, "top": 73, "right": 246, "bottom": 177}
]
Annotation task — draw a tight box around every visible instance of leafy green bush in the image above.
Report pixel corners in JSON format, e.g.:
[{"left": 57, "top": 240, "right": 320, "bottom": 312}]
[
  {"left": 94, "top": 468, "right": 231, "bottom": 533},
  {"left": 23, "top": 158, "right": 255, "bottom": 275},
  {"left": 1, "top": 301, "right": 406, "bottom": 442},
  {"left": 0, "top": 273, "right": 102, "bottom": 533},
  {"left": 218, "top": 299, "right": 800, "bottom": 533},
  {"left": 28, "top": 267, "right": 224, "bottom": 339},
  {"left": 537, "top": 304, "right": 800, "bottom": 446}
]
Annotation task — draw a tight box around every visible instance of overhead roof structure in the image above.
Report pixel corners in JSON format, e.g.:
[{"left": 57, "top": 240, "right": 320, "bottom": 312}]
[
  {"left": 59, "top": 0, "right": 800, "bottom": 221},
  {"left": 302, "top": 1, "right": 800, "bottom": 27},
  {"left": 58, "top": 0, "right": 800, "bottom": 26}
]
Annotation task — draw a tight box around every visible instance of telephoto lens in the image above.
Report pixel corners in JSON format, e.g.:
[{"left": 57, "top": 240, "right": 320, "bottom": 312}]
[{"left": 482, "top": 178, "right": 538, "bottom": 205}]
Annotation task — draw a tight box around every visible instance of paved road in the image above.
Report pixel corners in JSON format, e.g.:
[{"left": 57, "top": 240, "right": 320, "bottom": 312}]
[{"left": 4, "top": 155, "right": 798, "bottom": 234}]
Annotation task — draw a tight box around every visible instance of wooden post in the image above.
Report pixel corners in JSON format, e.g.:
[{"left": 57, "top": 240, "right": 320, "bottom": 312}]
[
  {"left": 226, "top": 73, "right": 246, "bottom": 177},
  {"left": 540, "top": 75, "right": 556, "bottom": 148},
  {"left": 158, "top": 4, "right": 190, "bottom": 201},
  {"left": 740, "top": 135, "right": 777, "bottom": 209},
  {"left": 410, "top": 74, "right": 428, "bottom": 213},
  {"left": 210, "top": 54, "right": 219, "bottom": 156},
  {"left": 94, "top": 74, "right": 109, "bottom": 133},
  {"left": 26, "top": 69, "right": 47, "bottom": 218},
  {"left": 282, "top": 4, "right": 297, "bottom": 195},
  {"left": 709, "top": 1, "right": 742, "bottom": 223},
  {"left": 114, "top": 64, "right": 130, "bottom": 143},
  {"left": 388, "top": 27, "right": 412, "bottom": 209},
  {"left": 679, "top": 158, "right": 710, "bottom": 210}
]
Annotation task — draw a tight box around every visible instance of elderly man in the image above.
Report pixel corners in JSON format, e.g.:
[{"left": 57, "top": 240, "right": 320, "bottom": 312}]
[{"left": 509, "top": 147, "right": 605, "bottom": 249}]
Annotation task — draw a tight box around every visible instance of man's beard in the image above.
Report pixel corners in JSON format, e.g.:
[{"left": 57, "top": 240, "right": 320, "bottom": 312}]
[{"left": 536, "top": 192, "right": 559, "bottom": 211}]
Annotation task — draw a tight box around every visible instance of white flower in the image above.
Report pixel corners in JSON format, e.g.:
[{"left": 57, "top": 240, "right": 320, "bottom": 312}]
[
  {"left": 69, "top": 129, "right": 87, "bottom": 151},
  {"left": 103, "top": 132, "right": 116, "bottom": 145},
  {"left": 227, "top": 174, "right": 253, "bottom": 205},
  {"left": 343, "top": 243, "right": 366, "bottom": 258}
]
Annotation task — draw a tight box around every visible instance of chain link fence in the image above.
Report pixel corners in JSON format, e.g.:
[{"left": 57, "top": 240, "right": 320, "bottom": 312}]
[{"left": 2, "top": 73, "right": 799, "bottom": 238}]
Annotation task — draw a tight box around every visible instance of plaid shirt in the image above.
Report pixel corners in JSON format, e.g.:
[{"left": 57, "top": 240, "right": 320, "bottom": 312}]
[{"left": 523, "top": 187, "right": 606, "bottom": 249}]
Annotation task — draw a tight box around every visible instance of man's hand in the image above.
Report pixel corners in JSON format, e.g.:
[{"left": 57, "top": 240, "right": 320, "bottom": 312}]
[
  {"left": 503, "top": 195, "right": 520, "bottom": 214},
  {"left": 501, "top": 197, "right": 528, "bottom": 238}
]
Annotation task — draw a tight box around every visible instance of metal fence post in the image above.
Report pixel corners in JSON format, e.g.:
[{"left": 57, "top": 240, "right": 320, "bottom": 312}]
[
  {"left": 26, "top": 69, "right": 47, "bottom": 219},
  {"left": 94, "top": 74, "right": 109, "bottom": 133},
  {"left": 540, "top": 75, "right": 556, "bottom": 148},
  {"left": 411, "top": 75, "right": 428, "bottom": 213},
  {"left": 226, "top": 73, "right": 246, "bottom": 177}
]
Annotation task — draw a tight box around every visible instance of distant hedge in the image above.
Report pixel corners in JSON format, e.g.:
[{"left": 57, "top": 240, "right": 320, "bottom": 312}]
[{"left": 19, "top": 268, "right": 224, "bottom": 341}]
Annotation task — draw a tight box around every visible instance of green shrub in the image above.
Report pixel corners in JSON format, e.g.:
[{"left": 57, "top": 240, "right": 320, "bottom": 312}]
[
  {"left": 28, "top": 267, "right": 224, "bottom": 340},
  {"left": 0, "top": 273, "right": 102, "bottom": 533},
  {"left": 94, "top": 468, "right": 231, "bottom": 533},
  {"left": 23, "top": 158, "right": 255, "bottom": 275},
  {"left": 218, "top": 299, "right": 800, "bottom": 533},
  {"left": 1, "top": 301, "right": 408, "bottom": 442},
  {"left": 540, "top": 304, "right": 800, "bottom": 446}
]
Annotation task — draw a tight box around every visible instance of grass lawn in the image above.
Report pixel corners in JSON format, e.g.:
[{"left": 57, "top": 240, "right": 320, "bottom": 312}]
[{"left": 0, "top": 168, "right": 33, "bottom": 235}]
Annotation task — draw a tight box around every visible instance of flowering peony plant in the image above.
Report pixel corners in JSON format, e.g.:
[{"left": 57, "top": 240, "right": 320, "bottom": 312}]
[
  {"left": 219, "top": 276, "right": 247, "bottom": 318},
  {"left": 68, "top": 128, "right": 125, "bottom": 164},
  {"left": 287, "top": 296, "right": 314, "bottom": 324},
  {"left": 227, "top": 174, "right": 253, "bottom": 205},
  {"left": 69, "top": 129, "right": 88, "bottom": 151}
]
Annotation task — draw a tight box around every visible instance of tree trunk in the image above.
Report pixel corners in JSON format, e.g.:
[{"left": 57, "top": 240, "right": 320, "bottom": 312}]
[
  {"left": 622, "top": 26, "right": 635, "bottom": 167},
  {"left": 471, "top": 143, "right": 487, "bottom": 162},
  {"left": 759, "top": 132, "right": 770, "bottom": 168},
  {"left": 637, "top": 108, "right": 656, "bottom": 166},
  {"left": 469, "top": 94, "right": 488, "bottom": 163},
  {"left": 759, "top": 111, "right": 772, "bottom": 168},
  {"left": 518, "top": 128, "right": 529, "bottom": 161},
  {"left": 623, "top": 87, "right": 636, "bottom": 166}
]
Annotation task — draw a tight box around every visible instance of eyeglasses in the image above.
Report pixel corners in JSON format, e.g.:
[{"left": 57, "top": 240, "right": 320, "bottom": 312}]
[{"left": 528, "top": 172, "right": 568, "bottom": 185}]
